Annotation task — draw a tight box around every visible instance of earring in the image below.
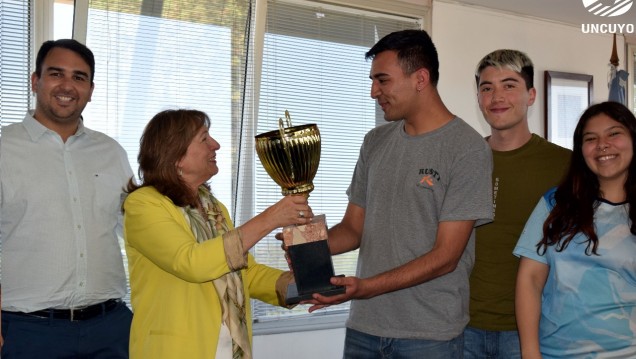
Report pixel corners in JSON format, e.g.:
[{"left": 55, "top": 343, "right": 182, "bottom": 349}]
[{"left": 178, "top": 168, "right": 183, "bottom": 176}]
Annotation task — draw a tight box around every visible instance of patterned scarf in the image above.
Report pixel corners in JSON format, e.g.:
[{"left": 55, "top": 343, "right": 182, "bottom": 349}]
[{"left": 181, "top": 186, "right": 252, "bottom": 359}]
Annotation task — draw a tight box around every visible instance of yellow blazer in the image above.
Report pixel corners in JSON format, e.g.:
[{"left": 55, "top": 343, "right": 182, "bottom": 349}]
[{"left": 123, "top": 186, "right": 286, "bottom": 358}]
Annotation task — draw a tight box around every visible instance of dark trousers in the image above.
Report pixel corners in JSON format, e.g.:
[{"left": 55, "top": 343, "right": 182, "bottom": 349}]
[{"left": 1, "top": 301, "right": 132, "bottom": 359}]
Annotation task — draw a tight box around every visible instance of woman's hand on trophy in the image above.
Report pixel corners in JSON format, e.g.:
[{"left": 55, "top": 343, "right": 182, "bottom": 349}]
[
  {"left": 263, "top": 194, "right": 313, "bottom": 229},
  {"left": 240, "top": 195, "right": 313, "bottom": 251}
]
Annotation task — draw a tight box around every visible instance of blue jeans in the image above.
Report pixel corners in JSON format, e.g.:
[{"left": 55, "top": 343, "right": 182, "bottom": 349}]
[
  {"left": 463, "top": 326, "right": 521, "bottom": 359},
  {"left": 1, "top": 301, "right": 132, "bottom": 358},
  {"left": 344, "top": 327, "right": 464, "bottom": 359}
]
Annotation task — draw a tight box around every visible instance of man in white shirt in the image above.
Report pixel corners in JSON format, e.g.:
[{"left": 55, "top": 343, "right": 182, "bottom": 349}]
[{"left": 0, "top": 39, "right": 133, "bottom": 358}]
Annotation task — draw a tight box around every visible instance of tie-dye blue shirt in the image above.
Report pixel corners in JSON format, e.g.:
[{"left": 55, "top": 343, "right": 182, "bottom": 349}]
[{"left": 514, "top": 196, "right": 636, "bottom": 358}]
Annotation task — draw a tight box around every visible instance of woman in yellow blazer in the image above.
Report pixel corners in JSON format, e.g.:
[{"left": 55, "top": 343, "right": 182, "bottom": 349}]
[{"left": 124, "top": 109, "right": 313, "bottom": 359}]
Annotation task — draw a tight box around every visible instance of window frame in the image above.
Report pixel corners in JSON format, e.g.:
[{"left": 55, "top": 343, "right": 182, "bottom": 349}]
[
  {"left": 251, "top": 0, "right": 428, "bottom": 333},
  {"left": 41, "top": 0, "right": 430, "bottom": 334},
  {"left": 627, "top": 42, "right": 636, "bottom": 113}
]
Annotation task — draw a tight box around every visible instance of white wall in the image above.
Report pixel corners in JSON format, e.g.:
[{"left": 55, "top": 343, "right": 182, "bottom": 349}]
[
  {"left": 433, "top": 1, "right": 623, "bottom": 137},
  {"left": 254, "top": 328, "right": 346, "bottom": 359},
  {"left": 253, "top": 2, "right": 625, "bottom": 357}
]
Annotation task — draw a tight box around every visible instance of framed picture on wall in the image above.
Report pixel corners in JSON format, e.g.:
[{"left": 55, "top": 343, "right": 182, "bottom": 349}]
[{"left": 544, "top": 71, "right": 593, "bottom": 149}]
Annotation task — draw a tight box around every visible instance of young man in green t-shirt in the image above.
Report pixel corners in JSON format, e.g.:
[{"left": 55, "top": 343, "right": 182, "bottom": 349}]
[{"left": 464, "top": 49, "right": 571, "bottom": 359}]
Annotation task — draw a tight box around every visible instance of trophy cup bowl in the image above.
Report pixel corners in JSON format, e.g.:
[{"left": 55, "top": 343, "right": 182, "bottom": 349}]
[{"left": 255, "top": 113, "right": 321, "bottom": 196}]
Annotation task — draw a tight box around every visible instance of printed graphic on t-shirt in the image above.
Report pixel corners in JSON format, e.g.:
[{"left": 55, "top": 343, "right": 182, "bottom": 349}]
[{"left": 417, "top": 168, "right": 440, "bottom": 190}]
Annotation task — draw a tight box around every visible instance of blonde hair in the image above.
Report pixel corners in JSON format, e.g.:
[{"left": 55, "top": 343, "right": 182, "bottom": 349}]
[{"left": 475, "top": 49, "right": 534, "bottom": 89}]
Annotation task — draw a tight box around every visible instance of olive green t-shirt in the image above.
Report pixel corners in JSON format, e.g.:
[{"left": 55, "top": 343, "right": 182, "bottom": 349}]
[{"left": 468, "top": 134, "right": 571, "bottom": 331}]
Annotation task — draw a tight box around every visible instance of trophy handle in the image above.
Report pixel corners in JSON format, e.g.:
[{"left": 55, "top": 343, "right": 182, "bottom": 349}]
[
  {"left": 278, "top": 111, "right": 296, "bottom": 182},
  {"left": 284, "top": 110, "right": 292, "bottom": 127}
]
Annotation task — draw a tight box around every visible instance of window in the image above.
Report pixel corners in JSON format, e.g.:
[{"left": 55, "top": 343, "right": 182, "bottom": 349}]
[
  {"left": 252, "top": 0, "right": 421, "bottom": 326},
  {"left": 0, "top": 0, "right": 33, "bottom": 286},
  {"left": 0, "top": 0, "right": 33, "bottom": 131},
  {"left": 3, "top": 0, "right": 427, "bottom": 331},
  {"left": 82, "top": 0, "right": 252, "bottom": 308},
  {"left": 54, "top": 0, "right": 74, "bottom": 38},
  {"left": 83, "top": 0, "right": 249, "bottom": 205}
]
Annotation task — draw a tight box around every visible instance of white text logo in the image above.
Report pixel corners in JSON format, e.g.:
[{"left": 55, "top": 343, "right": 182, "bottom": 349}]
[
  {"left": 581, "top": 23, "right": 635, "bottom": 32},
  {"left": 582, "top": 0, "right": 633, "bottom": 17}
]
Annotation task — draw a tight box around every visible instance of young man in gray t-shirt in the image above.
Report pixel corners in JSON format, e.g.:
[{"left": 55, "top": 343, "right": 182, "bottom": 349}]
[{"left": 303, "top": 29, "right": 493, "bottom": 358}]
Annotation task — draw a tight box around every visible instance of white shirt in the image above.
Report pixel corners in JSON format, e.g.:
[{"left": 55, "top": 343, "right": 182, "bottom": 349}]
[{"left": 0, "top": 111, "right": 133, "bottom": 312}]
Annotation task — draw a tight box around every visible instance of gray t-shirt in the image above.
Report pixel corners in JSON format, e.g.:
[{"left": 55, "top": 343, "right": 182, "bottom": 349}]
[{"left": 346, "top": 117, "right": 493, "bottom": 340}]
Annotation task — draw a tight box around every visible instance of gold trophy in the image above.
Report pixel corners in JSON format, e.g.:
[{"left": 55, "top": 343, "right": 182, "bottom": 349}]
[
  {"left": 255, "top": 110, "right": 321, "bottom": 196},
  {"left": 255, "top": 111, "right": 344, "bottom": 304}
]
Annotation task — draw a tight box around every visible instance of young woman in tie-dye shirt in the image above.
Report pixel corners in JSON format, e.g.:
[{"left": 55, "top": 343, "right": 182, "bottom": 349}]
[{"left": 514, "top": 101, "right": 636, "bottom": 359}]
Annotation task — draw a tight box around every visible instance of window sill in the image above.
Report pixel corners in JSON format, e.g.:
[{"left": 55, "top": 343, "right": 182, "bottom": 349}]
[{"left": 253, "top": 311, "right": 348, "bottom": 335}]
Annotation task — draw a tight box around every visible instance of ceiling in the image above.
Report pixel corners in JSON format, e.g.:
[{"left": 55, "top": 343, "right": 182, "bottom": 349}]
[{"left": 443, "top": 0, "right": 636, "bottom": 27}]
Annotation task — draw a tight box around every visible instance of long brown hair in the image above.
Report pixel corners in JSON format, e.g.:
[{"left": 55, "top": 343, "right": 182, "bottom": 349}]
[
  {"left": 127, "top": 109, "right": 211, "bottom": 207},
  {"left": 539, "top": 102, "right": 636, "bottom": 255}
]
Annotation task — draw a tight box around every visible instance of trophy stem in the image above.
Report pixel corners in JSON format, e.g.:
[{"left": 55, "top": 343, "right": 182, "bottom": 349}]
[{"left": 281, "top": 183, "right": 314, "bottom": 196}]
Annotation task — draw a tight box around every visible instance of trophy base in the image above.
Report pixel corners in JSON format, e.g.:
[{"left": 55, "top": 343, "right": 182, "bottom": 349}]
[
  {"left": 285, "top": 277, "right": 345, "bottom": 305},
  {"left": 281, "top": 215, "right": 344, "bottom": 305}
]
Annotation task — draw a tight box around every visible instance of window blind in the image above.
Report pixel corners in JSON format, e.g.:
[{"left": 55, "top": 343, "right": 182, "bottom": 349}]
[
  {"left": 0, "top": 0, "right": 33, "bottom": 285},
  {"left": 83, "top": 0, "right": 253, "bottom": 208},
  {"left": 252, "top": 0, "right": 421, "bottom": 322},
  {"left": 81, "top": 0, "right": 422, "bottom": 326},
  {"left": 83, "top": 0, "right": 254, "bottom": 306},
  {"left": 0, "top": 0, "right": 33, "bottom": 132}
]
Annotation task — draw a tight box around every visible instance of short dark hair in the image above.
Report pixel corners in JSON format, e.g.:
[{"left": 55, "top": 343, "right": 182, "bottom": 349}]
[
  {"left": 365, "top": 29, "right": 440, "bottom": 86},
  {"left": 35, "top": 39, "right": 96, "bottom": 84},
  {"left": 475, "top": 49, "right": 534, "bottom": 90},
  {"left": 128, "top": 109, "right": 211, "bottom": 207}
]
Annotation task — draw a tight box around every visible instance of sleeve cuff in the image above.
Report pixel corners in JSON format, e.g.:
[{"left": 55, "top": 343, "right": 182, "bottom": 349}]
[
  {"left": 222, "top": 228, "right": 248, "bottom": 271},
  {"left": 275, "top": 271, "right": 296, "bottom": 308}
]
